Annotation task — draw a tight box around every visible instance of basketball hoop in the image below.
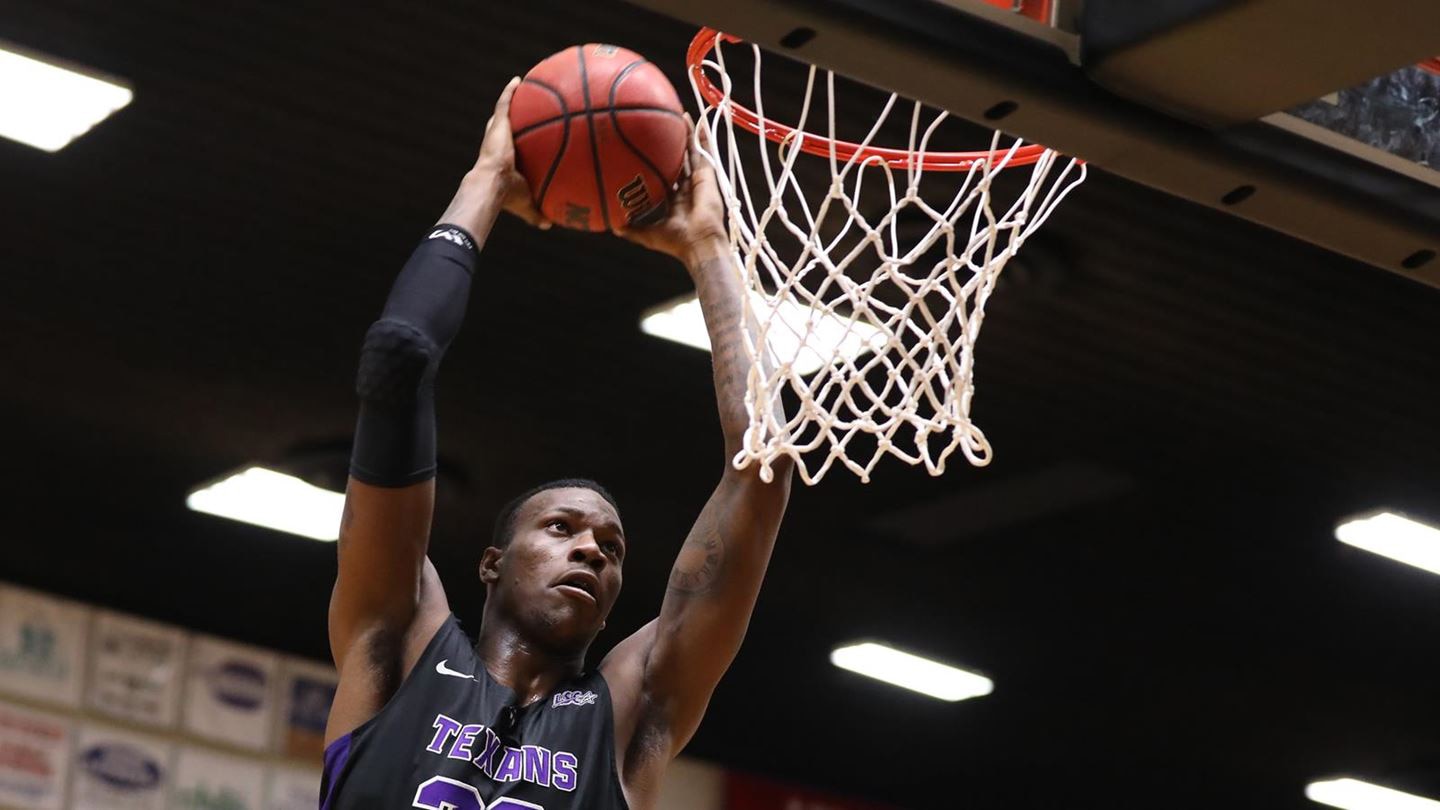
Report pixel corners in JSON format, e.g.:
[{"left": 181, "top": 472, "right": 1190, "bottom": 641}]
[
  {"left": 687, "top": 29, "right": 1053, "bottom": 172},
  {"left": 686, "top": 28, "right": 1087, "bottom": 485}
]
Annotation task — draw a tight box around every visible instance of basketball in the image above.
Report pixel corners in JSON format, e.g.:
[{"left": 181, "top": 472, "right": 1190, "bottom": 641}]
[{"left": 510, "top": 43, "right": 688, "bottom": 232}]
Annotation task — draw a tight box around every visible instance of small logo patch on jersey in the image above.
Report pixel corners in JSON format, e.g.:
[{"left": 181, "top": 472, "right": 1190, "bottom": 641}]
[
  {"left": 552, "top": 689, "right": 597, "bottom": 708},
  {"left": 435, "top": 659, "right": 475, "bottom": 680}
]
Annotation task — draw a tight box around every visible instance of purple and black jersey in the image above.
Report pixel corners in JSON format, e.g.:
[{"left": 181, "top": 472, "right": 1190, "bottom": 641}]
[{"left": 320, "top": 615, "right": 629, "bottom": 810}]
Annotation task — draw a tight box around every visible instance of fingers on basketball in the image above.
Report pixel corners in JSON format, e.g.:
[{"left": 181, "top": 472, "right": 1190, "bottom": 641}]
[
  {"left": 497, "top": 76, "right": 520, "bottom": 111},
  {"left": 529, "top": 205, "right": 554, "bottom": 230},
  {"left": 485, "top": 77, "right": 521, "bottom": 137},
  {"left": 689, "top": 123, "right": 717, "bottom": 184},
  {"left": 515, "top": 206, "right": 551, "bottom": 230}
]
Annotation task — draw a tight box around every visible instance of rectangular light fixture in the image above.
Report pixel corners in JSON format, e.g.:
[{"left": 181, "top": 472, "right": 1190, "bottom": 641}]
[
  {"left": 0, "top": 41, "right": 133, "bottom": 152},
  {"left": 830, "top": 641, "right": 993, "bottom": 702},
  {"left": 1307, "top": 778, "right": 1440, "bottom": 810},
  {"left": 1334, "top": 511, "right": 1440, "bottom": 577},
  {"left": 186, "top": 467, "right": 344, "bottom": 542},
  {"left": 640, "top": 292, "right": 886, "bottom": 376}
]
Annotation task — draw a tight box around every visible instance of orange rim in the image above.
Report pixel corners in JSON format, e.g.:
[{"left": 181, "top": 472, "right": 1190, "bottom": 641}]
[
  {"left": 1420, "top": 57, "right": 1440, "bottom": 76},
  {"left": 686, "top": 27, "right": 1054, "bottom": 171}
]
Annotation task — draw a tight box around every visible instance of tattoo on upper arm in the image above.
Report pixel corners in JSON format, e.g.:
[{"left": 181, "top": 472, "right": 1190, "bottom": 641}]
[{"left": 668, "top": 519, "right": 725, "bottom": 595}]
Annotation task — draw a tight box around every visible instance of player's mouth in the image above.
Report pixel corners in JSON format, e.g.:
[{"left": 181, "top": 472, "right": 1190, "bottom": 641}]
[{"left": 553, "top": 570, "right": 600, "bottom": 605}]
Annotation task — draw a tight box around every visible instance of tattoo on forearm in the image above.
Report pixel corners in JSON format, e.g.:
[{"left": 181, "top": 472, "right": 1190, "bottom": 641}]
[
  {"left": 669, "top": 519, "right": 725, "bottom": 595},
  {"left": 694, "top": 256, "right": 753, "bottom": 437}
]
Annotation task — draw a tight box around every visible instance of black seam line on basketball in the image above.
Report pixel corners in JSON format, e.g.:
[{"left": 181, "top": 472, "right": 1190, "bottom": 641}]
[
  {"left": 576, "top": 45, "right": 611, "bottom": 231},
  {"left": 522, "top": 78, "right": 570, "bottom": 211},
  {"left": 512, "top": 105, "right": 685, "bottom": 140},
  {"left": 609, "top": 60, "right": 677, "bottom": 217}
]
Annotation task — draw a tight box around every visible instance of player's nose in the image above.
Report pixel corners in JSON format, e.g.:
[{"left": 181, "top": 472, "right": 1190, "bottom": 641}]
[{"left": 568, "top": 531, "right": 606, "bottom": 568}]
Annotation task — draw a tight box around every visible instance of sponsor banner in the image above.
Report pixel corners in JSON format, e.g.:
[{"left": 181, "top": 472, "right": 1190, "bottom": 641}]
[
  {"left": 71, "top": 724, "right": 171, "bottom": 810},
  {"left": 264, "top": 765, "right": 321, "bottom": 810},
  {"left": 725, "top": 770, "right": 900, "bottom": 810},
  {"left": 170, "top": 746, "right": 264, "bottom": 810},
  {"left": 0, "top": 701, "right": 72, "bottom": 810},
  {"left": 86, "top": 610, "right": 187, "bottom": 728},
  {"left": 274, "top": 657, "right": 337, "bottom": 763},
  {"left": 182, "top": 636, "right": 278, "bottom": 751},
  {"left": 0, "top": 583, "right": 89, "bottom": 708}
]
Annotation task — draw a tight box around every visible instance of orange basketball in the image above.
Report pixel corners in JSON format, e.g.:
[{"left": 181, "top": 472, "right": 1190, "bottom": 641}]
[{"left": 509, "top": 44, "right": 688, "bottom": 232}]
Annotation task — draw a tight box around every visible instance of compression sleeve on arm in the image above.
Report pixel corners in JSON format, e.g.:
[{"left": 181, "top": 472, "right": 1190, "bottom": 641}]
[{"left": 349, "top": 225, "right": 479, "bottom": 487}]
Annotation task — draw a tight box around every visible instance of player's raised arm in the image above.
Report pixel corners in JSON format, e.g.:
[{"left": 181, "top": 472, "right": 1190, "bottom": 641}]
[
  {"left": 326, "top": 78, "right": 546, "bottom": 741},
  {"left": 607, "top": 125, "right": 795, "bottom": 764}
]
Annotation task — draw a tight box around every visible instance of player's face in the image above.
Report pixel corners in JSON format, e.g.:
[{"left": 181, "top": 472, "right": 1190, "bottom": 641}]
[{"left": 495, "top": 488, "right": 626, "bottom": 650}]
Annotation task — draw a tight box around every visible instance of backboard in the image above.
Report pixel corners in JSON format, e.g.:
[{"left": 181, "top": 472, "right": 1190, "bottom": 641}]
[{"left": 628, "top": 0, "right": 1440, "bottom": 286}]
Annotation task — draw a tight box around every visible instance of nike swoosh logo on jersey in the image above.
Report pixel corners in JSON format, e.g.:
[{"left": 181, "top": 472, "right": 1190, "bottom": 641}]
[{"left": 435, "top": 659, "right": 475, "bottom": 680}]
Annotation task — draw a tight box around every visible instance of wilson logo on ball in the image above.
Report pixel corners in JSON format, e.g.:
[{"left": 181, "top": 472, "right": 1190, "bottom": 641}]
[{"left": 617, "top": 175, "right": 658, "bottom": 224}]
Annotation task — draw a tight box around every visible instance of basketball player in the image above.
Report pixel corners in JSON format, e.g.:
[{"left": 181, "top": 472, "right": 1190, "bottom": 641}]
[{"left": 320, "top": 77, "right": 793, "bottom": 810}]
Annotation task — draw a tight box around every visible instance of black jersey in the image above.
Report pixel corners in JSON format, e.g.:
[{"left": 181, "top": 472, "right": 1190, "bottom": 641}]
[{"left": 320, "top": 615, "right": 629, "bottom": 810}]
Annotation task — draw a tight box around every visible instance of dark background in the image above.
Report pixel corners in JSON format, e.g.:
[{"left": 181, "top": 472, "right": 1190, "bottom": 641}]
[{"left": 3, "top": 1, "right": 1439, "bottom": 807}]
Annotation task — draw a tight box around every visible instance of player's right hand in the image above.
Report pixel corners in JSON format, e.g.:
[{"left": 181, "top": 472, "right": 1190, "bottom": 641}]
[
  {"left": 474, "top": 77, "right": 551, "bottom": 230},
  {"left": 614, "top": 116, "right": 726, "bottom": 261}
]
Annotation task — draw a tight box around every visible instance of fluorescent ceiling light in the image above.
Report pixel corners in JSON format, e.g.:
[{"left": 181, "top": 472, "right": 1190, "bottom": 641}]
[
  {"left": 1335, "top": 511, "right": 1440, "bottom": 577},
  {"left": 1307, "top": 778, "right": 1440, "bottom": 810},
  {"left": 0, "top": 42, "right": 133, "bottom": 152},
  {"left": 186, "top": 467, "right": 344, "bottom": 542},
  {"left": 830, "top": 641, "right": 992, "bottom": 702},
  {"left": 640, "top": 292, "right": 886, "bottom": 376}
]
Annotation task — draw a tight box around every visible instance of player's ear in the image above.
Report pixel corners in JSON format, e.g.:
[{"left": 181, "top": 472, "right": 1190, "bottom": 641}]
[{"left": 479, "top": 546, "right": 503, "bottom": 584}]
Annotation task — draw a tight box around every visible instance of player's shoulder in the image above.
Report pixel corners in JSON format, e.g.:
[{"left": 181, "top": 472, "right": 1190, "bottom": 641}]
[
  {"left": 598, "top": 618, "right": 657, "bottom": 691},
  {"left": 400, "top": 610, "right": 475, "bottom": 678},
  {"left": 597, "top": 619, "right": 658, "bottom": 742}
]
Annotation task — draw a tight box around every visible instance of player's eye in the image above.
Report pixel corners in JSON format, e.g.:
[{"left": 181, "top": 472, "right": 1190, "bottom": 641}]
[
  {"left": 547, "top": 519, "right": 569, "bottom": 533},
  {"left": 602, "top": 541, "right": 620, "bottom": 555}
]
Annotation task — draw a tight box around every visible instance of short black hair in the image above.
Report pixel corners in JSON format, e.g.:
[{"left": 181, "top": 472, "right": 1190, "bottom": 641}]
[{"left": 490, "top": 478, "right": 620, "bottom": 550}]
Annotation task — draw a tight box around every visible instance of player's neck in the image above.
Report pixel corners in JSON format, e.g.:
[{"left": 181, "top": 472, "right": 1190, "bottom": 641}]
[{"left": 474, "top": 621, "right": 585, "bottom": 706}]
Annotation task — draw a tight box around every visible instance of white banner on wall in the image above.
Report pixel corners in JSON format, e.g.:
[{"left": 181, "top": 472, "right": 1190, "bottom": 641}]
[
  {"left": 0, "top": 701, "right": 73, "bottom": 810},
  {"left": 0, "top": 583, "right": 89, "bottom": 709},
  {"left": 71, "top": 724, "right": 171, "bottom": 810},
  {"left": 274, "top": 657, "right": 337, "bottom": 763},
  {"left": 182, "top": 636, "right": 278, "bottom": 751},
  {"left": 265, "top": 765, "right": 321, "bottom": 810},
  {"left": 170, "top": 746, "right": 265, "bottom": 810},
  {"left": 86, "top": 610, "right": 187, "bottom": 728}
]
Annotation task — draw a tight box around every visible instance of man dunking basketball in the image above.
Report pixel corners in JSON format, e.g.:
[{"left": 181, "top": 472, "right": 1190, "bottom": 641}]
[{"left": 320, "top": 76, "right": 793, "bottom": 810}]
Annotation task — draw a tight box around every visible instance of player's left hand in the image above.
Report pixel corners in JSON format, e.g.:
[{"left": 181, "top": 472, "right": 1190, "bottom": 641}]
[
  {"left": 615, "top": 117, "right": 727, "bottom": 261},
  {"left": 473, "top": 77, "right": 551, "bottom": 230}
]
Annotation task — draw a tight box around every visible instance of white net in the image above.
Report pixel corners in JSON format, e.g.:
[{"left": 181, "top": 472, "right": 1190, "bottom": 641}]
[{"left": 690, "top": 35, "right": 1087, "bottom": 485}]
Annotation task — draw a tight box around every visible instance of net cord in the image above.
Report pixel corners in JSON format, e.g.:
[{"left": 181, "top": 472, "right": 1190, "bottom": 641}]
[{"left": 690, "top": 41, "right": 1088, "bottom": 484}]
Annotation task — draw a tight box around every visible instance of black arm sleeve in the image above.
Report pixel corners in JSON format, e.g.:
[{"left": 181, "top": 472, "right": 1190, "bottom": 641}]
[{"left": 349, "top": 225, "right": 479, "bottom": 487}]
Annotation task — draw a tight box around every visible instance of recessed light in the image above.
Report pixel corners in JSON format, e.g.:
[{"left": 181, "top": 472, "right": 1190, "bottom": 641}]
[
  {"left": 830, "top": 641, "right": 992, "bottom": 702},
  {"left": 640, "top": 292, "right": 885, "bottom": 376},
  {"left": 1335, "top": 511, "right": 1440, "bottom": 577},
  {"left": 1306, "top": 777, "right": 1440, "bottom": 810},
  {"left": 186, "top": 467, "right": 344, "bottom": 542},
  {"left": 0, "top": 41, "right": 132, "bottom": 152}
]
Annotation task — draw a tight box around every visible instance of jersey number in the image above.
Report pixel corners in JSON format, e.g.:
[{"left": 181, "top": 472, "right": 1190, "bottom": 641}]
[{"left": 413, "top": 776, "right": 543, "bottom": 810}]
